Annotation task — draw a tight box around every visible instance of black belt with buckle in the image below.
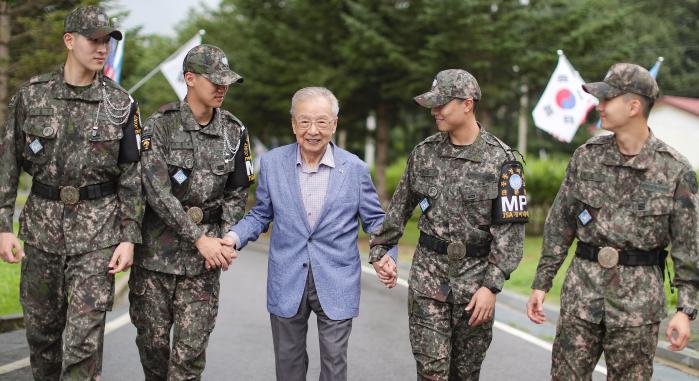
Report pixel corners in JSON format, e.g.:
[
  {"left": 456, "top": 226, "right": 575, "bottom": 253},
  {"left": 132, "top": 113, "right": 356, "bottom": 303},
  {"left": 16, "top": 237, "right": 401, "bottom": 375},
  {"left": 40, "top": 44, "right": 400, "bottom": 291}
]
[
  {"left": 575, "top": 241, "right": 666, "bottom": 269},
  {"left": 31, "top": 181, "right": 116, "bottom": 205},
  {"left": 418, "top": 232, "right": 490, "bottom": 258},
  {"left": 185, "top": 205, "right": 223, "bottom": 225}
]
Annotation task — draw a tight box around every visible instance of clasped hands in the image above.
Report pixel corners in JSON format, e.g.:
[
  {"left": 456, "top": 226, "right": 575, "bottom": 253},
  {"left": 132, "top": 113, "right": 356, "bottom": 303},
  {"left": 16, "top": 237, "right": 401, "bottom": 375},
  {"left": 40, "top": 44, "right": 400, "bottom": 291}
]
[
  {"left": 197, "top": 233, "right": 237, "bottom": 271},
  {"left": 372, "top": 255, "right": 398, "bottom": 288}
]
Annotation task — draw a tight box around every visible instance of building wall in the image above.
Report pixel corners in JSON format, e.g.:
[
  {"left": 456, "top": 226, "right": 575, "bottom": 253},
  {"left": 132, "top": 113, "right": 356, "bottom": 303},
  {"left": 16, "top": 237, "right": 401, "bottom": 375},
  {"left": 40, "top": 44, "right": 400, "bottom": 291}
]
[{"left": 648, "top": 104, "right": 699, "bottom": 169}]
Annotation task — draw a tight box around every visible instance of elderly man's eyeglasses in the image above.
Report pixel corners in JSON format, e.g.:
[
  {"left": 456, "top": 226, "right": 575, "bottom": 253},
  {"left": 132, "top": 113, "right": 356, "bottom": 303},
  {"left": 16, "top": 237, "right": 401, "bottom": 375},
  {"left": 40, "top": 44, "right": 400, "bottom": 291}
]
[{"left": 295, "top": 118, "right": 335, "bottom": 130}]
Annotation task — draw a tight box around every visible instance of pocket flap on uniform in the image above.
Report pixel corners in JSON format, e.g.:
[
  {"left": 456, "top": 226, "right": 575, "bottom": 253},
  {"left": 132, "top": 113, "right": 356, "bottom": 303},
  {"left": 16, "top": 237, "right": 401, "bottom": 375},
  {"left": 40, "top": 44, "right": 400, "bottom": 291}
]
[
  {"left": 22, "top": 117, "right": 57, "bottom": 139},
  {"left": 461, "top": 184, "right": 498, "bottom": 201},
  {"left": 632, "top": 195, "right": 673, "bottom": 216},
  {"left": 88, "top": 124, "right": 123, "bottom": 142},
  {"left": 211, "top": 159, "right": 234, "bottom": 175},
  {"left": 165, "top": 149, "right": 194, "bottom": 169}
]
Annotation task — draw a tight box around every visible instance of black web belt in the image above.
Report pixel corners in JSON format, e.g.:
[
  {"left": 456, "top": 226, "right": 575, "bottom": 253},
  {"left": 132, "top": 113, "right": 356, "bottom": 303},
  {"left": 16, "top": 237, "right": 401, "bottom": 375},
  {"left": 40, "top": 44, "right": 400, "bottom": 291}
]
[
  {"left": 31, "top": 180, "right": 116, "bottom": 204},
  {"left": 418, "top": 232, "right": 490, "bottom": 258},
  {"left": 575, "top": 241, "right": 666, "bottom": 267}
]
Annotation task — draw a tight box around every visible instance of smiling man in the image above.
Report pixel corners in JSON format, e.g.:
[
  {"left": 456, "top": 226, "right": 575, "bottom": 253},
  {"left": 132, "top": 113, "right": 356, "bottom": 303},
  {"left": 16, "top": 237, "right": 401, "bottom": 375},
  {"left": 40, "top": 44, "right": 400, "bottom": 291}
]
[
  {"left": 370, "top": 69, "right": 526, "bottom": 381},
  {"left": 0, "top": 6, "right": 143, "bottom": 380},
  {"left": 226, "top": 87, "right": 397, "bottom": 381},
  {"left": 130, "top": 44, "right": 253, "bottom": 380}
]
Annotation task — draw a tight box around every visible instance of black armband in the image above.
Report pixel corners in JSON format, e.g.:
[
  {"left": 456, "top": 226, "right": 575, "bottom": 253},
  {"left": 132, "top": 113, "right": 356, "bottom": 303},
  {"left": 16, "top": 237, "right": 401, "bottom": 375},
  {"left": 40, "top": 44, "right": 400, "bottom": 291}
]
[
  {"left": 118, "top": 100, "right": 142, "bottom": 163},
  {"left": 226, "top": 130, "right": 255, "bottom": 189},
  {"left": 492, "top": 160, "right": 529, "bottom": 224}
]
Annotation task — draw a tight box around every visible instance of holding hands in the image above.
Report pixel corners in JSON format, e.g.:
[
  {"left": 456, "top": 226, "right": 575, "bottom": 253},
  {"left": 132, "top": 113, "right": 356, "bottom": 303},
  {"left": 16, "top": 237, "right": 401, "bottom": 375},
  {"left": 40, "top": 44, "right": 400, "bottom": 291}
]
[
  {"left": 372, "top": 255, "right": 398, "bottom": 288},
  {"left": 197, "top": 233, "right": 238, "bottom": 271}
]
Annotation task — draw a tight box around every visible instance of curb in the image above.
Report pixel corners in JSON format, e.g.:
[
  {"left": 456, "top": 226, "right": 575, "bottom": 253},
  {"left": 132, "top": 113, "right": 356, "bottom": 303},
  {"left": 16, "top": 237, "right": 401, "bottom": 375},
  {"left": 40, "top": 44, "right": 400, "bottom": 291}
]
[{"left": 496, "top": 287, "right": 699, "bottom": 371}]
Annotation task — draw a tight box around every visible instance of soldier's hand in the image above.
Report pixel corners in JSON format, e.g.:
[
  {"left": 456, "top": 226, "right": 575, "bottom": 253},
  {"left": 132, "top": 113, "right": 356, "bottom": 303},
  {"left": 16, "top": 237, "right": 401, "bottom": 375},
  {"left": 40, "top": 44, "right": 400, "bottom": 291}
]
[
  {"left": 0, "top": 232, "right": 24, "bottom": 264},
  {"left": 465, "top": 287, "right": 496, "bottom": 326},
  {"left": 109, "top": 242, "right": 134, "bottom": 274},
  {"left": 196, "top": 234, "right": 228, "bottom": 271},
  {"left": 372, "top": 255, "right": 398, "bottom": 288},
  {"left": 220, "top": 238, "right": 238, "bottom": 270},
  {"left": 666, "top": 311, "right": 691, "bottom": 351},
  {"left": 527, "top": 289, "right": 547, "bottom": 324}
]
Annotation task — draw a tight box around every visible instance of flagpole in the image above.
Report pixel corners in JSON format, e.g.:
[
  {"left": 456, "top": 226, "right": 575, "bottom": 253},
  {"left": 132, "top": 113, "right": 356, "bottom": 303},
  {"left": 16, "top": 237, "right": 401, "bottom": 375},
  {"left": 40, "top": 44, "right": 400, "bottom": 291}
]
[{"left": 127, "top": 29, "right": 206, "bottom": 94}]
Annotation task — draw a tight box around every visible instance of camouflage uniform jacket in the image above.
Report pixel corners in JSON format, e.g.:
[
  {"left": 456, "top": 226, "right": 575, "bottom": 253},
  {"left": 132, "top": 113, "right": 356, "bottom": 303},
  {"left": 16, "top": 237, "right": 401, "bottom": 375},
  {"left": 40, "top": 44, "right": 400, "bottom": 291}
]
[
  {"left": 0, "top": 67, "right": 143, "bottom": 255},
  {"left": 370, "top": 128, "right": 525, "bottom": 303},
  {"left": 532, "top": 132, "right": 699, "bottom": 327},
  {"left": 136, "top": 101, "right": 250, "bottom": 276}
]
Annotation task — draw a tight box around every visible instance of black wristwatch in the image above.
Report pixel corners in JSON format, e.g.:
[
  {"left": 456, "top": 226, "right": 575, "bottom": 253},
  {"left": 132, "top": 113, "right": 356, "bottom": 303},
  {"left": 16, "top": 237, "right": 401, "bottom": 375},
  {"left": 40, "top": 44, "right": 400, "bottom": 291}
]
[
  {"left": 487, "top": 286, "right": 501, "bottom": 295},
  {"left": 677, "top": 307, "right": 697, "bottom": 321}
]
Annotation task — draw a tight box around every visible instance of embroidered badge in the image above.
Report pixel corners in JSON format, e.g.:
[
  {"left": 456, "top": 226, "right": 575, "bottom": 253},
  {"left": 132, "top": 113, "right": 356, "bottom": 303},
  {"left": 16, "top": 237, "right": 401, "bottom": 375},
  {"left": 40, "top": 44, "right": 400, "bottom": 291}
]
[
  {"left": 141, "top": 136, "right": 152, "bottom": 151},
  {"left": 419, "top": 197, "right": 431, "bottom": 212},
  {"left": 172, "top": 169, "right": 188, "bottom": 185},
  {"left": 29, "top": 139, "right": 43, "bottom": 154},
  {"left": 577, "top": 209, "right": 593, "bottom": 226}
]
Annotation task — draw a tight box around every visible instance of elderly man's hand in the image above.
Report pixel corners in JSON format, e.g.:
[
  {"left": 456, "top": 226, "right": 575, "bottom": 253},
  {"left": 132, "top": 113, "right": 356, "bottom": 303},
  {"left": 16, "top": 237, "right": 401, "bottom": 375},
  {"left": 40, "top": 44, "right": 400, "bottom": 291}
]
[
  {"left": 220, "top": 238, "right": 238, "bottom": 270},
  {"left": 372, "top": 255, "right": 398, "bottom": 289},
  {"left": 0, "top": 232, "right": 23, "bottom": 264},
  {"left": 196, "top": 234, "right": 229, "bottom": 271}
]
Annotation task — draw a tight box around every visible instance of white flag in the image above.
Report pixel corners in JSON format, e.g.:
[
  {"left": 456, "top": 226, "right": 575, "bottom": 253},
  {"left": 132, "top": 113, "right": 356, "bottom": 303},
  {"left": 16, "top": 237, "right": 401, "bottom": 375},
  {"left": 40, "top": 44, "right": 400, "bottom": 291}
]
[
  {"left": 160, "top": 34, "right": 202, "bottom": 101},
  {"left": 532, "top": 53, "right": 598, "bottom": 142}
]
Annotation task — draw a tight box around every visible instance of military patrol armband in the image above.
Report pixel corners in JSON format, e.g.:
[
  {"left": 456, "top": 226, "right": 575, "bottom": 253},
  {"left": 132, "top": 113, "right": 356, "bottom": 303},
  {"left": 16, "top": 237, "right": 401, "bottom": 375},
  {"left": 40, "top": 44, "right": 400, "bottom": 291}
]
[
  {"left": 118, "top": 99, "right": 142, "bottom": 163},
  {"left": 492, "top": 160, "right": 529, "bottom": 224},
  {"left": 227, "top": 129, "right": 255, "bottom": 189}
]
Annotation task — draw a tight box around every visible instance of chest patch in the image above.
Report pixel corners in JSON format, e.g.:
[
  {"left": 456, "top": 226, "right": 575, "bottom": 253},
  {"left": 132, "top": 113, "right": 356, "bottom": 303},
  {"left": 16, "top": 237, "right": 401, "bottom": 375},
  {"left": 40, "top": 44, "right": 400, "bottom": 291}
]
[{"left": 492, "top": 161, "right": 529, "bottom": 224}]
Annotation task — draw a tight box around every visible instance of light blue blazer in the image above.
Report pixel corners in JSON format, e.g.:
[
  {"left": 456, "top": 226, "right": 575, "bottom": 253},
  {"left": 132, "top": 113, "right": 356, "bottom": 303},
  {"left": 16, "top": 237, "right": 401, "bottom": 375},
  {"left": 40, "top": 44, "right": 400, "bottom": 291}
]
[{"left": 230, "top": 143, "right": 396, "bottom": 320}]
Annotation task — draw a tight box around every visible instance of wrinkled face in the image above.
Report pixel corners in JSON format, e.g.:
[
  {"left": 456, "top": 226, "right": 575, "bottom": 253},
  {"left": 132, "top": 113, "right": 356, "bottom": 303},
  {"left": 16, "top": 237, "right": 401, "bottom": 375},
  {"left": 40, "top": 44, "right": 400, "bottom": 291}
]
[
  {"left": 597, "top": 95, "right": 634, "bottom": 131},
  {"left": 291, "top": 96, "right": 337, "bottom": 157},
  {"left": 65, "top": 32, "right": 110, "bottom": 72},
  {"left": 185, "top": 73, "right": 229, "bottom": 109},
  {"left": 430, "top": 98, "right": 471, "bottom": 132}
]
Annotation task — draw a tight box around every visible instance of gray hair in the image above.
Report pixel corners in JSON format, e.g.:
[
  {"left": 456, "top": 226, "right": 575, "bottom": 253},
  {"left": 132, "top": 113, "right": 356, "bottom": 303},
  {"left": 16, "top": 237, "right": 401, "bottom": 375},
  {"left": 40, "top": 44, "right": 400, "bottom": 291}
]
[{"left": 290, "top": 87, "right": 339, "bottom": 117}]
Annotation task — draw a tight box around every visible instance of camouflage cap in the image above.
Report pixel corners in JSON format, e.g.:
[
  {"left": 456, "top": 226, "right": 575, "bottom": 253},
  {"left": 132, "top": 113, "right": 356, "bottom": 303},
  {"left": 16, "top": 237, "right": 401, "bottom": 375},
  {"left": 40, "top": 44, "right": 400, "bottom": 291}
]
[
  {"left": 414, "top": 69, "right": 481, "bottom": 108},
  {"left": 583, "top": 63, "right": 659, "bottom": 100},
  {"left": 183, "top": 44, "right": 243, "bottom": 86},
  {"left": 64, "top": 6, "right": 122, "bottom": 41}
]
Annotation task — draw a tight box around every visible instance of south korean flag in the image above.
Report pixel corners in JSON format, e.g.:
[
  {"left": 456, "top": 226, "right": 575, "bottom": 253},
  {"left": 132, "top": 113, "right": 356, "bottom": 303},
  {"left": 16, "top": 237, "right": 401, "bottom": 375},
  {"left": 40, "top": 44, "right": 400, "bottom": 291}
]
[{"left": 492, "top": 161, "right": 529, "bottom": 224}]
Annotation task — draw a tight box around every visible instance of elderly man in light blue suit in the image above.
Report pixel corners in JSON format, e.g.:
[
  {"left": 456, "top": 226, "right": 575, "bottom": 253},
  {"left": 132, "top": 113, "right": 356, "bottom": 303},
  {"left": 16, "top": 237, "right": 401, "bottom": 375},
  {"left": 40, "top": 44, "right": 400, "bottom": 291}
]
[{"left": 226, "top": 87, "right": 397, "bottom": 381}]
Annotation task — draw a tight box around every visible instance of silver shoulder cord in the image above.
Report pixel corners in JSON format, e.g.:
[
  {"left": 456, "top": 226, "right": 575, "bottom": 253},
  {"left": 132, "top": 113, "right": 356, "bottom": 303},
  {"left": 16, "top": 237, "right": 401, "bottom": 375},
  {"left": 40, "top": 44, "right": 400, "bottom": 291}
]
[
  {"left": 92, "top": 81, "right": 131, "bottom": 134},
  {"left": 222, "top": 110, "right": 241, "bottom": 163}
]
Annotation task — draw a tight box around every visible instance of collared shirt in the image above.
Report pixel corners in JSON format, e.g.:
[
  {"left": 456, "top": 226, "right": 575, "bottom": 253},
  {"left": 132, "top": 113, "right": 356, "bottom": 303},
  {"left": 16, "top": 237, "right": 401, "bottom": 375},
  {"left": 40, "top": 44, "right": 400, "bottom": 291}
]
[{"left": 296, "top": 143, "right": 335, "bottom": 228}]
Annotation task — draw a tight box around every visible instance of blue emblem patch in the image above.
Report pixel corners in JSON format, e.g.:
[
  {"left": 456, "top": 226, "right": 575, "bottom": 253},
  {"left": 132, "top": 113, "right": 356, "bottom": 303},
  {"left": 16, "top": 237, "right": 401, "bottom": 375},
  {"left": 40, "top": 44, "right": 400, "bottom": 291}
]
[
  {"left": 29, "top": 139, "right": 43, "bottom": 154},
  {"left": 509, "top": 174, "right": 523, "bottom": 190},
  {"left": 577, "top": 209, "right": 593, "bottom": 226},
  {"left": 172, "top": 169, "right": 188, "bottom": 185},
  {"left": 419, "top": 197, "right": 431, "bottom": 212}
]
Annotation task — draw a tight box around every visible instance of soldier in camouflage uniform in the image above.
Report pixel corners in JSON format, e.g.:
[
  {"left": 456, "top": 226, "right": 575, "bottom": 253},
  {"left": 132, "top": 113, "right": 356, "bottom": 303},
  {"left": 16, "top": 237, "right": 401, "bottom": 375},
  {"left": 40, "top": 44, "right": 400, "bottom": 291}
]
[
  {"left": 0, "top": 6, "right": 143, "bottom": 380},
  {"left": 370, "top": 69, "right": 526, "bottom": 380},
  {"left": 527, "top": 63, "right": 699, "bottom": 380},
  {"left": 129, "top": 44, "right": 253, "bottom": 381}
]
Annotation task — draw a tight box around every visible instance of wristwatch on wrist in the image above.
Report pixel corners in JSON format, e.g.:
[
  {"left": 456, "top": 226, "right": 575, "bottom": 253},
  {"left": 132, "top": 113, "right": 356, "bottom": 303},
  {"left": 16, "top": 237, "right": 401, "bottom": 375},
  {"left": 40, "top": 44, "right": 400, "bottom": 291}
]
[
  {"left": 487, "top": 286, "right": 501, "bottom": 295},
  {"left": 677, "top": 306, "right": 697, "bottom": 321}
]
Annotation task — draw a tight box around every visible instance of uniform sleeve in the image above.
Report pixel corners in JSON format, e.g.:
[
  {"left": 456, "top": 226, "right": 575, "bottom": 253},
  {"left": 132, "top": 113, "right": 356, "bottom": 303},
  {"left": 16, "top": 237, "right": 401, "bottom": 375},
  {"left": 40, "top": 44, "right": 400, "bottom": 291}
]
[
  {"left": 369, "top": 153, "right": 420, "bottom": 263},
  {"left": 531, "top": 158, "right": 579, "bottom": 291},
  {"left": 140, "top": 117, "right": 203, "bottom": 243},
  {"left": 116, "top": 100, "right": 145, "bottom": 243},
  {"left": 0, "top": 92, "right": 24, "bottom": 233},
  {"left": 670, "top": 169, "right": 699, "bottom": 308},
  {"left": 220, "top": 128, "right": 252, "bottom": 232},
  {"left": 482, "top": 222, "right": 525, "bottom": 292}
]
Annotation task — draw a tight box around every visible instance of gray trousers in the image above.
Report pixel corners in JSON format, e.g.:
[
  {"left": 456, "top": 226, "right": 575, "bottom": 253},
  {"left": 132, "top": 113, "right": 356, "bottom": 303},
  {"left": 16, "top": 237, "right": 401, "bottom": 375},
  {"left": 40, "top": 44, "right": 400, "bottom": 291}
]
[{"left": 270, "top": 266, "right": 353, "bottom": 381}]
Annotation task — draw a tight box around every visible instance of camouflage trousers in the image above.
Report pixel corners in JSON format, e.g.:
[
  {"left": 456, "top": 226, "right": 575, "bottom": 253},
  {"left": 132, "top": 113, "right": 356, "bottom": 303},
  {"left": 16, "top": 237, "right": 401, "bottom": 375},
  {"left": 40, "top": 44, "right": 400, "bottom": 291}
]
[
  {"left": 128, "top": 265, "right": 221, "bottom": 381},
  {"left": 20, "top": 244, "right": 115, "bottom": 381},
  {"left": 552, "top": 313, "right": 659, "bottom": 381},
  {"left": 408, "top": 290, "right": 493, "bottom": 381}
]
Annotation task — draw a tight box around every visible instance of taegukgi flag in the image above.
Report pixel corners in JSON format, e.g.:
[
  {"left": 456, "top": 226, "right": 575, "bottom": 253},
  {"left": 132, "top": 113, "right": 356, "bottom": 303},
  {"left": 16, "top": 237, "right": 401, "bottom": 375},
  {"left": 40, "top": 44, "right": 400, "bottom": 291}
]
[
  {"left": 532, "top": 51, "right": 598, "bottom": 142},
  {"left": 160, "top": 34, "right": 202, "bottom": 100}
]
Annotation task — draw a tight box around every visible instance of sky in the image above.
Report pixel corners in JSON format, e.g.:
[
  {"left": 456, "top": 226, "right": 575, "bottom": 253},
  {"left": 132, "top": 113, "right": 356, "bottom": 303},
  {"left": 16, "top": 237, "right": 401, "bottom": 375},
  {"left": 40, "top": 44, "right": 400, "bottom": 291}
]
[{"left": 112, "top": 0, "right": 222, "bottom": 36}]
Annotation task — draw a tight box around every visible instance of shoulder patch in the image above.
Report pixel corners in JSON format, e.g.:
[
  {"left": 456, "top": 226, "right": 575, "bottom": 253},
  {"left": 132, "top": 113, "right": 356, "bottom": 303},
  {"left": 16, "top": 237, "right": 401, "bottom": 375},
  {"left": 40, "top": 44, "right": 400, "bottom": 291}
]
[
  {"left": 481, "top": 130, "right": 502, "bottom": 147},
  {"left": 416, "top": 132, "right": 446, "bottom": 147},
  {"left": 158, "top": 102, "right": 180, "bottom": 113},
  {"left": 8, "top": 95, "right": 17, "bottom": 108},
  {"left": 221, "top": 110, "right": 245, "bottom": 131},
  {"left": 584, "top": 134, "right": 613, "bottom": 146},
  {"left": 28, "top": 73, "right": 52, "bottom": 85}
]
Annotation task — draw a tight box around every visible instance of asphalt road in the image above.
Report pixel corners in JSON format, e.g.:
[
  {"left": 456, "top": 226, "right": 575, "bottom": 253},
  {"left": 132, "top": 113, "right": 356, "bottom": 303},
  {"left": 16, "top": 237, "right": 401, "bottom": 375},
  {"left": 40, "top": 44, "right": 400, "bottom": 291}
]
[{"left": 1, "top": 240, "right": 694, "bottom": 380}]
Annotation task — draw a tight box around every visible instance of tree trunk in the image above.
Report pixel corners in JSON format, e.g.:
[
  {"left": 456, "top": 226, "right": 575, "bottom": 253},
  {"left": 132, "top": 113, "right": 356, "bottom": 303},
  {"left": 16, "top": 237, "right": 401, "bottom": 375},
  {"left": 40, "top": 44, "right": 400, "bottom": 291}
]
[
  {"left": 0, "top": 1, "right": 9, "bottom": 124},
  {"left": 375, "top": 103, "right": 390, "bottom": 205}
]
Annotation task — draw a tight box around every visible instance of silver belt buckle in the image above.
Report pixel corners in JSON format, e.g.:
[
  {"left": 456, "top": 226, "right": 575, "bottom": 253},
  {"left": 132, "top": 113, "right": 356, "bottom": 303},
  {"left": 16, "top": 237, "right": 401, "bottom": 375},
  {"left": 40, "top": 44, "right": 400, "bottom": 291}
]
[
  {"left": 447, "top": 242, "right": 466, "bottom": 261},
  {"left": 598, "top": 246, "right": 619, "bottom": 269},
  {"left": 59, "top": 186, "right": 80, "bottom": 205},
  {"left": 187, "top": 207, "right": 204, "bottom": 224}
]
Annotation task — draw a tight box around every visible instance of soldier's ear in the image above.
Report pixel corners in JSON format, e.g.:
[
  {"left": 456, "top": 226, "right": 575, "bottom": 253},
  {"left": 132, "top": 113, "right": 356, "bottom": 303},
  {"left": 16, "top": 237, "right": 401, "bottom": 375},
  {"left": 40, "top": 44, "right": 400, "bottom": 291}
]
[
  {"left": 628, "top": 98, "right": 643, "bottom": 118},
  {"left": 463, "top": 98, "right": 474, "bottom": 114},
  {"left": 64, "top": 33, "right": 74, "bottom": 50},
  {"left": 183, "top": 72, "right": 196, "bottom": 88}
]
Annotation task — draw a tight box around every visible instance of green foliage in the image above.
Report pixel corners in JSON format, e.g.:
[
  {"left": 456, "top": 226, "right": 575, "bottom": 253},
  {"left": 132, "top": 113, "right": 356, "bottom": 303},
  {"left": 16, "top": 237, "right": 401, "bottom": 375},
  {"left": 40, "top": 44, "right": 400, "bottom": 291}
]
[{"left": 523, "top": 156, "right": 568, "bottom": 207}]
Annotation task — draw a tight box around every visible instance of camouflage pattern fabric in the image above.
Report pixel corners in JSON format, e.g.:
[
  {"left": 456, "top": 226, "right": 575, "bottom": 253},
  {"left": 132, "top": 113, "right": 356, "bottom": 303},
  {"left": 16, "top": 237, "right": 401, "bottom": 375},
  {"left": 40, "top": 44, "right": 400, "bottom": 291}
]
[
  {"left": 129, "top": 265, "right": 220, "bottom": 381},
  {"left": 135, "top": 100, "right": 249, "bottom": 275},
  {"left": 0, "top": 67, "right": 144, "bottom": 253},
  {"left": 532, "top": 132, "right": 699, "bottom": 326},
  {"left": 414, "top": 69, "right": 482, "bottom": 107},
  {"left": 64, "top": 5, "right": 122, "bottom": 40},
  {"left": 583, "top": 63, "right": 659, "bottom": 100},
  {"left": 409, "top": 290, "right": 493, "bottom": 381},
  {"left": 20, "top": 244, "right": 115, "bottom": 381},
  {"left": 182, "top": 44, "right": 242, "bottom": 86},
  {"left": 370, "top": 128, "right": 525, "bottom": 379},
  {"left": 551, "top": 313, "right": 658, "bottom": 381}
]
